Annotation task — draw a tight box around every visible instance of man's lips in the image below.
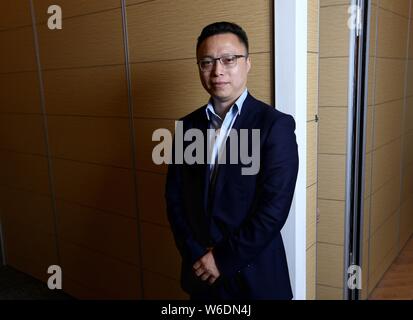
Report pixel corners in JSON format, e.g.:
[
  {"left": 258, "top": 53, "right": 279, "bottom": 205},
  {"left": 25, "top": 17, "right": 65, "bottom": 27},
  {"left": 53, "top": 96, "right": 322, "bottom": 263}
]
[{"left": 211, "top": 82, "right": 229, "bottom": 87}]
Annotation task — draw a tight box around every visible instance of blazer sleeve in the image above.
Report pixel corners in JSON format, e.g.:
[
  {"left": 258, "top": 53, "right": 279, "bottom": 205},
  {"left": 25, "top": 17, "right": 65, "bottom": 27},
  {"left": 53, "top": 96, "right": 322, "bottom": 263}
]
[
  {"left": 165, "top": 139, "right": 208, "bottom": 264},
  {"left": 212, "top": 114, "right": 299, "bottom": 277}
]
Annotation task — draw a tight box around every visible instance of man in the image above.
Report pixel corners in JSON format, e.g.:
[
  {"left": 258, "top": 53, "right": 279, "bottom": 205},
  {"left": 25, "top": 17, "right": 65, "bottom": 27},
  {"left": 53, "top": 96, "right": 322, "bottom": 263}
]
[{"left": 165, "top": 22, "right": 299, "bottom": 299}]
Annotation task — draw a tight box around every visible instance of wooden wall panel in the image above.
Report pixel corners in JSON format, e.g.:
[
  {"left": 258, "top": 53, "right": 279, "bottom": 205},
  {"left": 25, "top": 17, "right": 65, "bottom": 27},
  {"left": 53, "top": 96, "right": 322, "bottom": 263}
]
[
  {"left": 307, "top": 121, "right": 317, "bottom": 187},
  {"left": 403, "top": 132, "right": 413, "bottom": 168},
  {"left": 406, "top": 98, "right": 413, "bottom": 134},
  {"left": 410, "top": 18, "right": 413, "bottom": 59},
  {"left": 246, "top": 53, "right": 272, "bottom": 105},
  {"left": 364, "top": 153, "right": 372, "bottom": 201},
  {"left": 318, "top": 199, "right": 345, "bottom": 245},
  {"left": 319, "top": 58, "right": 348, "bottom": 107},
  {"left": 370, "top": 176, "right": 401, "bottom": 236},
  {"left": 369, "top": 212, "right": 398, "bottom": 279},
  {"left": 320, "top": 0, "right": 350, "bottom": 6},
  {"left": 137, "top": 171, "right": 168, "bottom": 226},
  {"left": 135, "top": 118, "right": 175, "bottom": 174},
  {"left": 60, "top": 241, "right": 141, "bottom": 299},
  {"left": 366, "top": 105, "right": 373, "bottom": 153},
  {"left": 306, "top": 244, "right": 316, "bottom": 300},
  {"left": 308, "top": 53, "right": 319, "bottom": 121},
  {"left": 0, "top": 27, "right": 37, "bottom": 73},
  {"left": 143, "top": 270, "right": 188, "bottom": 300},
  {"left": 318, "top": 154, "right": 346, "bottom": 201},
  {"left": 318, "top": 107, "right": 347, "bottom": 154},
  {"left": 37, "top": 9, "right": 125, "bottom": 69},
  {"left": 141, "top": 222, "right": 181, "bottom": 281},
  {"left": 131, "top": 60, "right": 208, "bottom": 119},
  {"left": 400, "top": 197, "right": 413, "bottom": 247},
  {"left": 367, "top": 57, "right": 376, "bottom": 105},
  {"left": 316, "top": 285, "right": 343, "bottom": 300},
  {"left": 47, "top": 116, "right": 132, "bottom": 168},
  {"left": 42, "top": 66, "right": 129, "bottom": 116},
  {"left": 373, "top": 100, "right": 403, "bottom": 149},
  {"left": 126, "top": 0, "right": 157, "bottom": 6},
  {"left": 0, "top": 1, "right": 32, "bottom": 30},
  {"left": 376, "top": 8, "right": 409, "bottom": 58},
  {"left": 369, "top": 4, "right": 378, "bottom": 57},
  {"left": 52, "top": 159, "right": 136, "bottom": 217},
  {"left": 369, "top": 240, "right": 398, "bottom": 294},
  {"left": 316, "top": 243, "right": 344, "bottom": 288},
  {"left": 0, "top": 114, "right": 46, "bottom": 155},
  {"left": 3, "top": 223, "right": 58, "bottom": 282},
  {"left": 307, "top": 184, "right": 317, "bottom": 249},
  {"left": 0, "top": 186, "right": 55, "bottom": 235},
  {"left": 34, "top": 0, "right": 121, "bottom": 23},
  {"left": 319, "top": 5, "right": 349, "bottom": 58},
  {"left": 307, "top": 0, "right": 319, "bottom": 299},
  {"left": 57, "top": 200, "right": 140, "bottom": 265},
  {"left": 374, "top": 59, "right": 406, "bottom": 104},
  {"left": 0, "top": 72, "right": 41, "bottom": 114},
  {"left": 361, "top": 239, "right": 369, "bottom": 299},
  {"left": 308, "top": 0, "right": 319, "bottom": 53},
  {"left": 407, "top": 62, "right": 413, "bottom": 96},
  {"left": 402, "top": 162, "right": 413, "bottom": 202},
  {"left": 371, "top": 138, "right": 401, "bottom": 193},
  {"left": 60, "top": 277, "right": 103, "bottom": 299},
  {"left": 0, "top": 151, "right": 50, "bottom": 195},
  {"left": 363, "top": 197, "right": 371, "bottom": 244},
  {"left": 379, "top": 0, "right": 411, "bottom": 18},
  {"left": 126, "top": 0, "right": 271, "bottom": 62}
]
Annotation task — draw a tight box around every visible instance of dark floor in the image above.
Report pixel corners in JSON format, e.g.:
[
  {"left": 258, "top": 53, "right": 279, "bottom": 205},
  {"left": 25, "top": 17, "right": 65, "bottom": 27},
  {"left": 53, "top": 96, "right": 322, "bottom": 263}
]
[{"left": 0, "top": 265, "right": 73, "bottom": 300}]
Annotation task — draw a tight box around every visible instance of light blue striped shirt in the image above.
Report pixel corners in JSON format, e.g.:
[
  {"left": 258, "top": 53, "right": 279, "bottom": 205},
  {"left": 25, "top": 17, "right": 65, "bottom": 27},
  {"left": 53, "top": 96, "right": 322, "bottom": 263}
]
[{"left": 205, "top": 88, "right": 248, "bottom": 175}]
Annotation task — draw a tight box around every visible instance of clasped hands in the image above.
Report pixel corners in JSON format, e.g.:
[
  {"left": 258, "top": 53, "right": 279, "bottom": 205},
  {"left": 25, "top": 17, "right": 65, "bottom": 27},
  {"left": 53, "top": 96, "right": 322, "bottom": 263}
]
[{"left": 192, "top": 248, "right": 221, "bottom": 285}]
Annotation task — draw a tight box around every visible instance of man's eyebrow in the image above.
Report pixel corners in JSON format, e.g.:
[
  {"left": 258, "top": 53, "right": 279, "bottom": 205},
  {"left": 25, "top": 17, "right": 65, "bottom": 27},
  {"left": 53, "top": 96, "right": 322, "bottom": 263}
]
[{"left": 199, "top": 53, "right": 236, "bottom": 59}]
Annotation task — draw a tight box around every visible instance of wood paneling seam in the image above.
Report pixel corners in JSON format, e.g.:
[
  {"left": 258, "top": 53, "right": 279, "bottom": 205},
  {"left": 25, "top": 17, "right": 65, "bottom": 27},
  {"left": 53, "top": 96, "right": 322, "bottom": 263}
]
[
  {"left": 29, "top": 0, "right": 61, "bottom": 266},
  {"left": 58, "top": 238, "right": 140, "bottom": 267},
  {"left": 120, "top": 0, "right": 145, "bottom": 299},
  {"left": 377, "top": 6, "right": 411, "bottom": 20},
  {"left": 35, "top": 7, "right": 122, "bottom": 25},
  {"left": 54, "top": 197, "right": 138, "bottom": 221},
  {"left": 37, "top": 63, "right": 124, "bottom": 73},
  {"left": 0, "top": 24, "right": 33, "bottom": 33},
  {"left": 316, "top": 283, "right": 343, "bottom": 289}
]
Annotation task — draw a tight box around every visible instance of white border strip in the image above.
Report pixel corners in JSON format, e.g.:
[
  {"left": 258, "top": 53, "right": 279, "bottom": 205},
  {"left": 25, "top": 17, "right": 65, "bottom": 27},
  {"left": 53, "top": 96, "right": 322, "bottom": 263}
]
[{"left": 275, "top": 0, "right": 307, "bottom": 300}]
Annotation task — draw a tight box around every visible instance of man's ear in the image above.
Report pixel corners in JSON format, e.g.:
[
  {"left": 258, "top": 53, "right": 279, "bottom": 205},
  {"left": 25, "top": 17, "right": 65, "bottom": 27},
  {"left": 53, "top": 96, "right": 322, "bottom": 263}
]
[{"left": 246, "top": 55, "right": 251, "bottom": 73}]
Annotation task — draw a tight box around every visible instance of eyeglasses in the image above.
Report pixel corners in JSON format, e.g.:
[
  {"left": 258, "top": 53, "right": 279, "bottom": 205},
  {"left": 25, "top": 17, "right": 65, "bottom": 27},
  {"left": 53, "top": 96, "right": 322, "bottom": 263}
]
[{"left": 197, "top": 54, "right": 248, "bottom": 72}]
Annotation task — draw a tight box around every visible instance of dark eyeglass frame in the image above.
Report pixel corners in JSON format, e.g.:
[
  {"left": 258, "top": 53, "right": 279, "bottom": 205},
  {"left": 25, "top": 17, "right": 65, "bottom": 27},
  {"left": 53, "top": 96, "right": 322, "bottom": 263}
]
[{"left": 197, "top": 54, "right": 248, "bottom": 72}]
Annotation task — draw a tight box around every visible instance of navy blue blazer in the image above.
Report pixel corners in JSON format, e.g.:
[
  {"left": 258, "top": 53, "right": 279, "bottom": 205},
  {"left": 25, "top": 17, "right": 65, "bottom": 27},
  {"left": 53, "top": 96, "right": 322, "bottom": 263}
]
[{"left": 165, "top": 93, "right": 299, "bottom": 299}]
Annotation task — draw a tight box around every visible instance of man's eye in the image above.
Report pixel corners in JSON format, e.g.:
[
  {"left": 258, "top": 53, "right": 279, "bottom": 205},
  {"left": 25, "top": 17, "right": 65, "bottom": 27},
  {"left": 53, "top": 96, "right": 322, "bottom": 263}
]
[
  {"left": 222, "top": 57, "right": 236, "bottom": 64},
  {"left": 202, "top": 60, "right": 213, "bottom": 66}
]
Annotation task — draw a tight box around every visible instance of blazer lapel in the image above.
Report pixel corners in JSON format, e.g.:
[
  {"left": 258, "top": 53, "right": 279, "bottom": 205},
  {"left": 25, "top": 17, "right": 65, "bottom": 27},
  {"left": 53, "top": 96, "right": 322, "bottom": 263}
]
[{"left": 192, "top": 109, "right": 212, "bottom": 214}]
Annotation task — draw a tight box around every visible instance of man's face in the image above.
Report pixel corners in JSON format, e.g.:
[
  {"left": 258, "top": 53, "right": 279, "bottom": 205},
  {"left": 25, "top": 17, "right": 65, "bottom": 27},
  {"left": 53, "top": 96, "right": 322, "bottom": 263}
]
[{"left": 197, "top": 33, "right": 251, "bottom": 105}]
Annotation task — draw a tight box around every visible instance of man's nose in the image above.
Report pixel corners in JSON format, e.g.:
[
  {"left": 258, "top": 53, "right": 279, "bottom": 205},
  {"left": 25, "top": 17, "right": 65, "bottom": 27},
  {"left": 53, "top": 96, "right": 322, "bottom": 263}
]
[{"left": 212, "top": 59, "right": 224, "bottom": 75}]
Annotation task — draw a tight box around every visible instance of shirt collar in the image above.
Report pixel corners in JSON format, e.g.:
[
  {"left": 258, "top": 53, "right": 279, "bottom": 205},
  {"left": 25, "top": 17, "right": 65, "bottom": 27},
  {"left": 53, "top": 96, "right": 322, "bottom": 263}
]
[{"left": 205, "top": 88, "right": 248, "bottom": 121}]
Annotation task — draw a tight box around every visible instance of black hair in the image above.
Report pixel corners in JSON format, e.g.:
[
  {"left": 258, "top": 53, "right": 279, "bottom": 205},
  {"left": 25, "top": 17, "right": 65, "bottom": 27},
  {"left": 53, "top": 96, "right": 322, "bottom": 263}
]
[{"left": 196, "top": 21, "right": 249, "bottom": 53}]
